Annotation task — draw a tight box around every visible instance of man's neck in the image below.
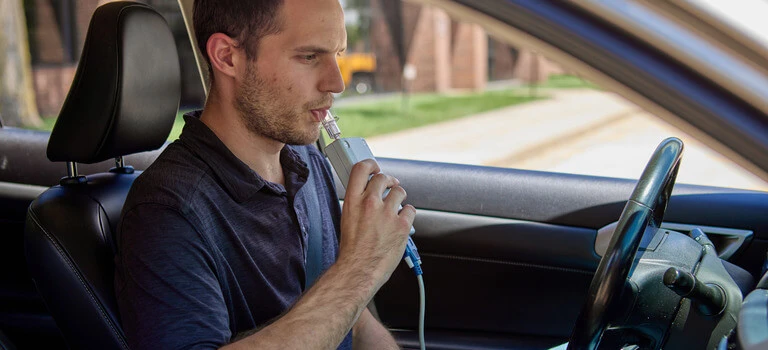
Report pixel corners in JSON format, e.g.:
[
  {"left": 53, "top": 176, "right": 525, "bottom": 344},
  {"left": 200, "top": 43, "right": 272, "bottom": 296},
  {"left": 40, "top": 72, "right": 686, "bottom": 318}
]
[{"left": 199, "top": 94, "right": 285, "bottom": 185}]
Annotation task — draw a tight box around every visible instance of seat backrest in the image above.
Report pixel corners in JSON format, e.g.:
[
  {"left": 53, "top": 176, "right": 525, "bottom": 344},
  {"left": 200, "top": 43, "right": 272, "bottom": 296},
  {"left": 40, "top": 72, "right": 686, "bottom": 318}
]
[{"left": 24, "top": 2, "right": 180, "bottom": 349}]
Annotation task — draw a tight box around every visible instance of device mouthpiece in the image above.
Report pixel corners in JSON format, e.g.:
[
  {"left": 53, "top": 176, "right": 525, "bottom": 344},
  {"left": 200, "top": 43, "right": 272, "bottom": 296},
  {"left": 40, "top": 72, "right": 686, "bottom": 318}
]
[{"left": 322, "top": 110, "right": 342, "bottom": 140}]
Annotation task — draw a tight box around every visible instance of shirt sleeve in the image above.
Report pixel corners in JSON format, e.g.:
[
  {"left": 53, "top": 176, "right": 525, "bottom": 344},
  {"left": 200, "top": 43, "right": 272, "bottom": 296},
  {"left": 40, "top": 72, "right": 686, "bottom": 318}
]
[{"left": 115, "top": 203, "right": 230, "bottom": 350}]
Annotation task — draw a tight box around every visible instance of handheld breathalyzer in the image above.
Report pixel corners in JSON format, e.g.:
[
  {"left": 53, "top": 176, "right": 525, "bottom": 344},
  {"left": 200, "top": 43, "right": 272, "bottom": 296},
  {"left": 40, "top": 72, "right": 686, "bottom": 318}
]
[{"left": 320, "top": 111, "right": 422, "bottom": 274}]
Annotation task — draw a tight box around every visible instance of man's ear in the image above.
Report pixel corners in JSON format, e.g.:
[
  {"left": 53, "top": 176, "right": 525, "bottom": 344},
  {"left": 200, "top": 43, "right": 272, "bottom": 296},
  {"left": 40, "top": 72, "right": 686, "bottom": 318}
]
[{"left": 206, "top": 33, "right": 243, "bottom": 79}]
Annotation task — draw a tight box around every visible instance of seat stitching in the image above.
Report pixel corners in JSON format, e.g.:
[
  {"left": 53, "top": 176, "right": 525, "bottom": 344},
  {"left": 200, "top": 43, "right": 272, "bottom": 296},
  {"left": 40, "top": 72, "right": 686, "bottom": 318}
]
[{"left": 28, "top": 209, "right": 130, "bottom": 349}]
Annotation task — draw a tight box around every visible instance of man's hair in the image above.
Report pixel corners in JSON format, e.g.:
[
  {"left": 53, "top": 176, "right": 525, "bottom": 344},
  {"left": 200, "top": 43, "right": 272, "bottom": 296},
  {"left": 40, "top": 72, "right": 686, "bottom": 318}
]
[{"left": 193, "top": 0, "right": 284, "bottom": 80}]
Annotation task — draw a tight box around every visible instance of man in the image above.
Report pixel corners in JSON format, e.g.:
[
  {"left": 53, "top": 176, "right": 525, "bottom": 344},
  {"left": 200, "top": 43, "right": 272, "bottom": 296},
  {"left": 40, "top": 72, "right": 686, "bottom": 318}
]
[{"left": 114, "top": 0, "right": 416, "bottom": 349}]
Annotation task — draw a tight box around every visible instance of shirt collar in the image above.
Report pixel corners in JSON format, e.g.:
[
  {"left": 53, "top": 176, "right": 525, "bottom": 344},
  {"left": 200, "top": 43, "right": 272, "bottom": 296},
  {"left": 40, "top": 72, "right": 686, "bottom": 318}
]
[{"left": 178, "top": 110, "right": 309, "bottom": 202}]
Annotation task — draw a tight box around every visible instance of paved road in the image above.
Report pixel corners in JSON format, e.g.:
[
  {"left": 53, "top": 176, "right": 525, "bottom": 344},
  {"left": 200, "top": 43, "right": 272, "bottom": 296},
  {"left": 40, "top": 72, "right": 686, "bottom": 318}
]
[{"left": 365, "top": 89, "right": 768, "bottom": 191}]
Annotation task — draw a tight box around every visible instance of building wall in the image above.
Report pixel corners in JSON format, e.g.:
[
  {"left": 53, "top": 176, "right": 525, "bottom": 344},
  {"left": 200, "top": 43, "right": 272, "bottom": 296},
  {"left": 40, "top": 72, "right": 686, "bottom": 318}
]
[
  {"left": 369, "top": 0, "right": 420, "bottom": 92},
  {"left": 370, "top": 2, "right": 493, "bottom": 93},
  {"left": 370, "top": 1, "right": 566, "bottom": 92},
  {"left": 27, "top": 0, "right": 565, "bottom": 117},
  {"left": 30, "top": 0, "right": 108, "bottom": 116},
  {"left": 489, "top": 38, "right": 517, "bottom": 81},
  {"left": 31, "top": 0, "right": 66, "bottom": 63},
  {"left": 28, "top": 0, "right": 204, "bottom": 116},
  {"left": 450, "top": 22, "right": 487, "bottom": 90},
  {"left": 407, "top": 5, "right": 451, "bottom": 92},
  {"left": 32, "top": 66, "right": 76, "bottom": 117},
  {"left": 512, "top": 49, "right": 565, "bottom": 83}
]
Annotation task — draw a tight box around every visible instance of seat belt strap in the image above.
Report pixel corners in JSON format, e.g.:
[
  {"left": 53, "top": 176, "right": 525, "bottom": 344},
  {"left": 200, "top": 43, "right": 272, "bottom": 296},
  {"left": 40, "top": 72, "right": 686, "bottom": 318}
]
[{"left": 297, "top": 146, "right": 325, "bottom": 289}]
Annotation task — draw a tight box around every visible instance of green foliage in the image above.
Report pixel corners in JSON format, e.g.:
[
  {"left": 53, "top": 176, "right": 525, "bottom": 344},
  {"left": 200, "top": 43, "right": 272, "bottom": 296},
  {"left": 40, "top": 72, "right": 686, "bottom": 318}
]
[
  {"left": 346, "top": 24, "right": 361, "bottom": 50},
  {"left": 167, "top": 112, "right": 187, "bottom": 141}
]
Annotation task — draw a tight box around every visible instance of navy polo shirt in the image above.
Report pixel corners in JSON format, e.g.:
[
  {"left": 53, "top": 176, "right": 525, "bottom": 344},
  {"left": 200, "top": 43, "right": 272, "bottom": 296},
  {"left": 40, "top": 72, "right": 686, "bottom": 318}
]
[{"left": 114, "top": 111, "right": 352, "bottom": 349}]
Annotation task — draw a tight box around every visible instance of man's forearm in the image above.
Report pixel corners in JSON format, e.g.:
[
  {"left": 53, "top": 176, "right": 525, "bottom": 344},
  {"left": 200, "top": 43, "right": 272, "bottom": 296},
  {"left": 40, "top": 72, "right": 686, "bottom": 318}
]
[
  {"left": 353, "top": 308, "right": 399, "bottom": 349},
  {"left": 222, "top": 258, "right": 376, "bottom": 349}
]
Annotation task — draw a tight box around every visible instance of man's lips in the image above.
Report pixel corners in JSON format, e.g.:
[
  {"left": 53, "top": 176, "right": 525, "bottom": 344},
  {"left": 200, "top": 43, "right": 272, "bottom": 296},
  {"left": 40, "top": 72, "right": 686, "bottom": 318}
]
[{"left": 310, "top": 107, "right": 330, "bottom": 122}]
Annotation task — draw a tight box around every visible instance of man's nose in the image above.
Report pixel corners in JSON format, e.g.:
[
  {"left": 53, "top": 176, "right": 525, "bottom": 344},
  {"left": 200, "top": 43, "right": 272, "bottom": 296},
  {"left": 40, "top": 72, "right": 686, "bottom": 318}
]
[{"left": 320, "top": 58, "right": 345, "bottom": 94}]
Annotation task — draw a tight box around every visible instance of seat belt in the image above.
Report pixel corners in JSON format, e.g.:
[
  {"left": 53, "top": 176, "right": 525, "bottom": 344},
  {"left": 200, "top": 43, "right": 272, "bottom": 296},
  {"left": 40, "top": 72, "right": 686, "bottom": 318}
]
[{"left": 297, "top": 146, "right": 325, "bottom": 289}]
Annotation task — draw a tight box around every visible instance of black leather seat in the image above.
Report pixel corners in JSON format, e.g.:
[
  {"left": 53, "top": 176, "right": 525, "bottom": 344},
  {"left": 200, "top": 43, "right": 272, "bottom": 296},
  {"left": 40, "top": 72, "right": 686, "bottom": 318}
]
[{"left": 24, "top": 2, "right": 180, "bottom": 349}]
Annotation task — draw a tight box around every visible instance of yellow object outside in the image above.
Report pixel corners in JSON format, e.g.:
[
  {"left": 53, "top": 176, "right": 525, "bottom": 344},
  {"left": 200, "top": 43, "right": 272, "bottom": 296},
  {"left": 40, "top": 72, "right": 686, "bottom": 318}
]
[{"left": 336, "top": 53, "right": 377, "bottom": 94}]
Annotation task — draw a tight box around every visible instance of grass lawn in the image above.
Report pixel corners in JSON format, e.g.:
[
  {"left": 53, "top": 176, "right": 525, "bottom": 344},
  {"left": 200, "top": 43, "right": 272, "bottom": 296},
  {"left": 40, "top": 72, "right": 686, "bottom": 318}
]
[
  {"left": 167, "top": 87, "right": 542, "bottom": 140},
  {"left": 40, "top": 89, "right": 543, "bottom": 141},
  {"left": 168, "top": 89, "right": 541, "bottom": 140},
  {"left": 39, "top": 117, "right": 57, "bottom": 131},
  {"left": 535, "top": 74, "right": 600, "bottom": 89},
  {"left": 331, "top": 89, "right": 541, "bottom": 139},
  {"left": 37, "top": 74, "right": 596, "bottom": 140}
]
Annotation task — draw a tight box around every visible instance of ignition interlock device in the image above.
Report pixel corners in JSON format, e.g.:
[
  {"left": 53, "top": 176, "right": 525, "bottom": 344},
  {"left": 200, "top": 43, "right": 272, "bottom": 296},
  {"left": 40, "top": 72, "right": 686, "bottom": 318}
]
[{"left": 321, "top": 111, "right": 426, "bottom": 350}]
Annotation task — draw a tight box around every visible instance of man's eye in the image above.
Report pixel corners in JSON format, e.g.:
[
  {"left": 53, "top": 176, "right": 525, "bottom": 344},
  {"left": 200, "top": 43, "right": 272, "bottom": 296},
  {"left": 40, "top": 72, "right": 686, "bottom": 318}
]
[{"left": 302, "top": 54, "right": 318, "bottom": 61}]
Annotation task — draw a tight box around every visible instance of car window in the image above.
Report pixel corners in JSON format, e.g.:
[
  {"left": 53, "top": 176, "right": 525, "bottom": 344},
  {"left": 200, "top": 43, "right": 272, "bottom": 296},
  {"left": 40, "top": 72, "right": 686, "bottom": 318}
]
[
  {"left": 335, "top": 1, "right": 768, "bottom": 192},
  {"left": 1, "top": 0, "right": 203, "bottom": 135},
  {"left": 4, "top": 1, "right": 766, "bottom": 192}
]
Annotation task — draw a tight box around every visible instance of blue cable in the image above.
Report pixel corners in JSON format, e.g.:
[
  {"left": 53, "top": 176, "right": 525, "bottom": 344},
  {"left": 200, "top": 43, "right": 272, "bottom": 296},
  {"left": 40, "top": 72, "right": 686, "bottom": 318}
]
[
  {"left": 403, "top": 237, "right": 423, "bottom": 275},
  {"left": 403, "top": 236, "right": 425, "bottom": 350}
]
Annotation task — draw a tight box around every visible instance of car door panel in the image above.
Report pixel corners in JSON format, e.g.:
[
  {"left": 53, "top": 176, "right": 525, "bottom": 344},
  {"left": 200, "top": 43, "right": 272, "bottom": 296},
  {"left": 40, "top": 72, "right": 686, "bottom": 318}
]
[
  {"left": 380, "top": 158, "right": 768, "bottom": 272},
  {"left": 405, "top": 210, "right": 600, "bottom": 271},
  {"left": 378, "top": 210, "right": 595, "bottom": 333},
  {"left": 373, "top": 157, "right": 768, "bottom": 349}
]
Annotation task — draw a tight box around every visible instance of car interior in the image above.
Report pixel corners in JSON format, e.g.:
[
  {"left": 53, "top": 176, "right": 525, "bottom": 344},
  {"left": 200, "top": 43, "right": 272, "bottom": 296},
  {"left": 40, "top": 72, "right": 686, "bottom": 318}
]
[{"left": 0, "top": 0, "right": 767, "bottom": 349}]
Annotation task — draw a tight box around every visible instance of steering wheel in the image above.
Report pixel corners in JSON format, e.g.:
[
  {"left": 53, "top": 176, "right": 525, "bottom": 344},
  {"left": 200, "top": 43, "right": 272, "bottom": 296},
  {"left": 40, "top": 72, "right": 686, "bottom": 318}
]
[{"left": 567, "top": 137, "right": 684, "bottom": 350}]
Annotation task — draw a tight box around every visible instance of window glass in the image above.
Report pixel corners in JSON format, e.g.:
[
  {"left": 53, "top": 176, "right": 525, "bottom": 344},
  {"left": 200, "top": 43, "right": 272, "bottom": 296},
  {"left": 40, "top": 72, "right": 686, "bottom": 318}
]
[
  {"left": 336, "top": 1, "right": 768, "bottom": 191},
  {"left": 2, "top": 0, "right": 203, "bottom": 136},
  {"left": 5, "top": 1, "right": 765, "bottom": 191}
]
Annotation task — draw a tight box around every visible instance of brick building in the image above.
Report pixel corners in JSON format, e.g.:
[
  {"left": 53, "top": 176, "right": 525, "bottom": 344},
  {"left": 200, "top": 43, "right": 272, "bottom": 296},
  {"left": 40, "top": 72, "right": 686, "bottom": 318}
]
[
  {"left": 25, "top": 0, "right": 564, "bottom": 116},
  {"left": 369, "top": 0, "right": 563, "bottom": 93},
  {"left": 26, "top": 0, "right": 204, "bottom": 117}
]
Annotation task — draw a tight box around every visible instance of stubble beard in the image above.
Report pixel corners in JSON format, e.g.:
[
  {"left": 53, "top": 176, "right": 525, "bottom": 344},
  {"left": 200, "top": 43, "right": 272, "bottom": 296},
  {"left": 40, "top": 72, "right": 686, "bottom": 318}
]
[{"left": 234, "top": 63, "right": 321, "bottom": 146}]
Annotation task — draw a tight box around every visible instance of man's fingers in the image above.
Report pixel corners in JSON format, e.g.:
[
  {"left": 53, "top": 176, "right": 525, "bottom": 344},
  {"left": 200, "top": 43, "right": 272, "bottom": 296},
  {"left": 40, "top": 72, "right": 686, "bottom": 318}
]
[
  {"left": 346, "top": 159, "right": 381, "bottom": 196},
  {"left": 383, "top": 186, "right": 407, "bottom": 211},
  {"left": 398, "top": 204, "right": 417, "bottom": 226},
  {"left": 366, "top": 173, "right": 399, "bottom": 199}
]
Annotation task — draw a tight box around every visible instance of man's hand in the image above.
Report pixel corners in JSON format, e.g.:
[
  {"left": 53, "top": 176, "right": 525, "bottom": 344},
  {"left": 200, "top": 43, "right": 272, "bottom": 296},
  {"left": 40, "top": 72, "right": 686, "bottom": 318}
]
[
  {"left": 338, "top": 159, "right": 417, "bottom": 289},
  {"left": 223, "top": 159, "right": 415, "bottom": 350}
]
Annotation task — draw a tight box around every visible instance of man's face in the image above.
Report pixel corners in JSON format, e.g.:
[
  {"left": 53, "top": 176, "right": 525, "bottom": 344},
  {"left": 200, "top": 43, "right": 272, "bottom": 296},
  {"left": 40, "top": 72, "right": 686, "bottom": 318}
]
[{"left": 234, "top": 0, "right": 347, "bottom": 146}]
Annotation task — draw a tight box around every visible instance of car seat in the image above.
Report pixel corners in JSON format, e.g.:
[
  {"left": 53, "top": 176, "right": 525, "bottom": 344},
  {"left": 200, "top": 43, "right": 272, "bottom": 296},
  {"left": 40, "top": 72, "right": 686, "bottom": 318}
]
[{"left": 23, "top": 2, "right": 180, "bottom": 349}]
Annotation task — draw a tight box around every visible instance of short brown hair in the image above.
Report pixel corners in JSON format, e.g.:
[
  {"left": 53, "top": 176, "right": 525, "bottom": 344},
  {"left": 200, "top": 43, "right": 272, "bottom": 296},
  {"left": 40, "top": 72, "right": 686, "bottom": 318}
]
[{"left": 193, "top": 0, "right": 284, "bottom": 79}]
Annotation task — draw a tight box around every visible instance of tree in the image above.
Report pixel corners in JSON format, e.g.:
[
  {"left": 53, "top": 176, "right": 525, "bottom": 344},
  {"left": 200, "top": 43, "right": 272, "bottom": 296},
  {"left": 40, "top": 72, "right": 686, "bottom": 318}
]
[
  {"left": 0, "top": 0, "right": 42, "bottom": 128},
  {"left": 343, "top": 0, "right": 371, "bottom": 52}
]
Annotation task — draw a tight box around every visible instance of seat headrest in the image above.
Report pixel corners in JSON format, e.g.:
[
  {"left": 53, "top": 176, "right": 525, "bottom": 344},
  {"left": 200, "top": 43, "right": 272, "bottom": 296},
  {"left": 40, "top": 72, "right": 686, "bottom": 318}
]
[{"left": 47, "top": 1, "right": 180, "bottom": 164}]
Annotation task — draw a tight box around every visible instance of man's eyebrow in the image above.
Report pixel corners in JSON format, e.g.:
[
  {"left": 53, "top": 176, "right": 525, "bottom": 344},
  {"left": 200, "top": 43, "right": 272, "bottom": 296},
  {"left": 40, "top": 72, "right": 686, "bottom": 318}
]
[{"left": 294, "top": 45, "right": 347, "bottom": 54}]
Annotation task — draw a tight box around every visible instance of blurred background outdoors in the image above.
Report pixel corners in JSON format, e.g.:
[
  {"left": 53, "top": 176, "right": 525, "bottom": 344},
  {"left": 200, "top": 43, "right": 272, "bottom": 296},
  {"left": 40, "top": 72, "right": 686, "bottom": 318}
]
[{"left": 1, "top": 0, "right": 766, "bottom": 191}]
